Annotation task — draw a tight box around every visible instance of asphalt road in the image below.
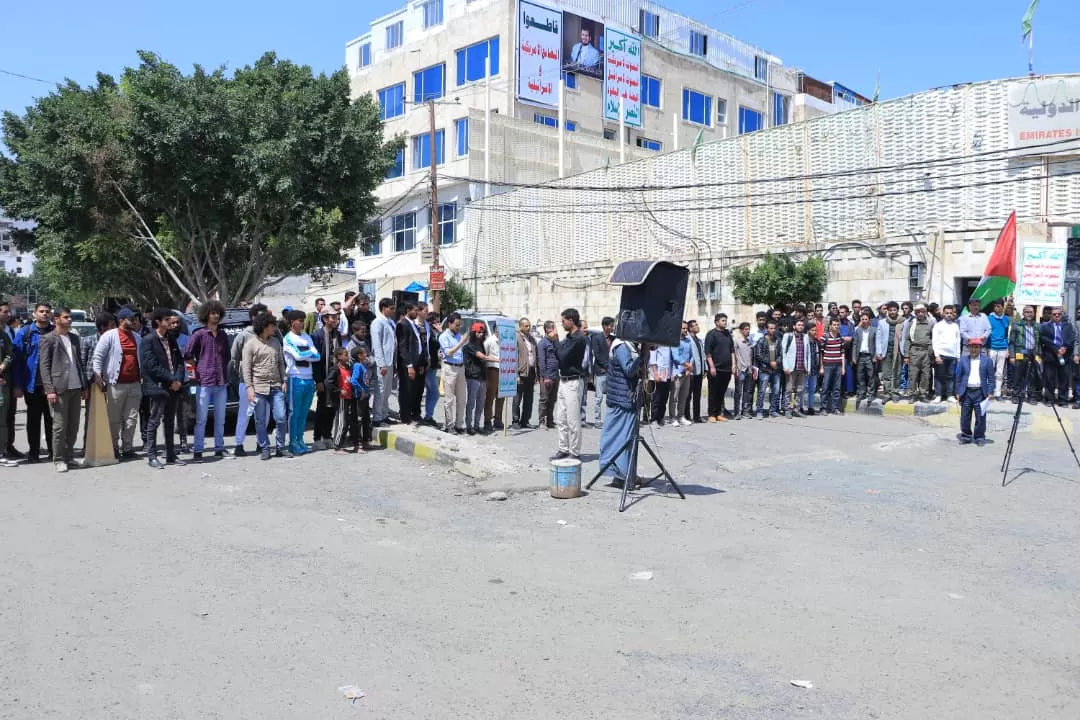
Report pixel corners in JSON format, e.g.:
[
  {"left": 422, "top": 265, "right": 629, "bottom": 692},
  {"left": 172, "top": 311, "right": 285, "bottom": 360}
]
[{"left": 1, "top": 410, "right": 1078, "bottom": 719}]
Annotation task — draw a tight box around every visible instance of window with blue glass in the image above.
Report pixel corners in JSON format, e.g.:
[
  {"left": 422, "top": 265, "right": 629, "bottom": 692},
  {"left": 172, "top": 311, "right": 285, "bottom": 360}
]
[
  {"left": 363, "top": 233, "right": 381, "bottom": 256},
  {"left": 562, "top": 71, "right": 576, "bottom": 89},
  {"left": 414, "top": 64, "right": 445, "bottom": 103},
  {"left": 455, "top": 37, "right": 500, "bottom": 86},
  {"left": 772, "top": 92, "right": 790, "bottom": 126},
  {"left": 422, "top": 0, "right": 443, "bottom": 28},
  {"left": 377, "top": 83, "right": 405, "bottom": 120},
  {"left": 534, "top": 113, "right": 557, "bottom": 128},
  {"left": 392, "top": 212, "right": 416, "bottom": 253},
  {"left": 682, "top": 88, "right": 712, "bottom": 126},
  {"left": 455, "top": 117, "right": 469, "bottom": 157},
  {"left": 738, "top": 106, "right": 763, "bottom": 134},
  {"left": 386, "top": 148, "right": 405, "bottom": 179},
  {"left": 754, "top": 56, "right": 769, "bottom": 82},
  {"left": 689, "top": 30, "right": 708, "bottom": 57},
  {"left": 566, "top": 121, "right": 576, "bottom": 132},
  {"left": 411, "top": 130, "right": 445, "bottom": 169},
  {"left": 386, "top": 21, "right": 403, "bottom": 49},
  {"left": 359, "top": 43, "right": 371, "bottom": 69},
  {"left": 639, "top": 9, "right": 660, "bottom": 39},
  {"left": 642, "top": 75, "right": 661, "bottom": 108},
  {"left": 636, "top": 137, "right": 662, "bottom": 152},
  {"left": 430, "top": 203, "right": 456, "bottom": 246}
]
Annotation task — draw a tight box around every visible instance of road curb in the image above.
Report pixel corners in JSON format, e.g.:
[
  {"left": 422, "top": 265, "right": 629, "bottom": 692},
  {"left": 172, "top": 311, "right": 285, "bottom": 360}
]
[{"left": 376, "top": 427, "right": 477, "bottom": 473}]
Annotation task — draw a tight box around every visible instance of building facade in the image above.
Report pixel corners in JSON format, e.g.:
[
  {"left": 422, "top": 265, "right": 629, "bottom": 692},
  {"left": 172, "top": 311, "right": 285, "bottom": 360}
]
[
  {"left": 345, "top": 0, "right": 860, "bottom": 298},
  {"left": 0, "top": 219, "right": 35, "bottom": 277},
  {"left": 458, "top": 75, "right": 1080, "bottom": 325}
]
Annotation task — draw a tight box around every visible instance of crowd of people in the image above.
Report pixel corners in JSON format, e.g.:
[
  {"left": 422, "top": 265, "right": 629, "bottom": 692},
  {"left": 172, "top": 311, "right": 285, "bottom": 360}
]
[{"left": 0, "top": 291, "right": 1077, "bottom": 476}]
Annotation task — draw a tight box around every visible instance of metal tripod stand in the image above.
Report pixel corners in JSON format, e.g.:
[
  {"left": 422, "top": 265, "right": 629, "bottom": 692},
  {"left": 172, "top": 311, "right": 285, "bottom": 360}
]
[{"left": 1001, "top": 357, "right": 1080, "bottom": 486}]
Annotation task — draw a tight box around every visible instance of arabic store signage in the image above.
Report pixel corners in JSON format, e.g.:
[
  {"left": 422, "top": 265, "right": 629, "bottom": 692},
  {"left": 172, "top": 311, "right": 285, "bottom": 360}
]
[
  {"left": 602, "top": 28, "right": 642, "bottom": 129},
  {"left": 517, "top": 0, "right": 562, "bottom": 107},
  {"left": 1016, "top": 242, "right": 1067, "bottom": 307},
  {"left": 1007, "top": 78, "right": 1080, "bottom": 152}
]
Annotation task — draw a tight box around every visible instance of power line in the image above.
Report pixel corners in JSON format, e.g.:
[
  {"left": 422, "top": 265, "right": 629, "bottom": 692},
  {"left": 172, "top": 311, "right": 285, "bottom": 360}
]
[
  {"left": 0, "top": 68, "right": 57, "bottom": 85},
  {"left": 440, "top": 136, "right": 1080, "bottom": 193}
]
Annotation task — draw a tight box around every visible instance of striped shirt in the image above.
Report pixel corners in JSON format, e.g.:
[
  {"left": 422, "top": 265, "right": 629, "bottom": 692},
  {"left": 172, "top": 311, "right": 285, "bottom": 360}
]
[{"left": 821, "top": 334, "right": 846, "bottom": 365}]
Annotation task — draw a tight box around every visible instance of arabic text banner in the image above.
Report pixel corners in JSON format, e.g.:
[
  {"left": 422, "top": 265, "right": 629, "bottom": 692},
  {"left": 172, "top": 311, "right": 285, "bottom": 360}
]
[
  {"left": 602, "top": 28, "right": 642, "bottom": 129},
  {"left": 496, "top": 319, "right": 519, "bottom": 399},
  {"left": 518, "top": 0, "right": 562, "bottom": 107},
  {"left": 1016, "top": 242, "right": 1067, "bottom": 307},
  {"left": 1007, "top": 78, "right": 1080, "bottom": 152}
]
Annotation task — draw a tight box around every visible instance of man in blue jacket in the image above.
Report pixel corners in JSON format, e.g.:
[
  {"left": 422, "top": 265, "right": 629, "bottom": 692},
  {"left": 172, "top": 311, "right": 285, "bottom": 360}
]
[
  {"left": 954, "top": 337, "right": 994, "bottom": 446},
  {"left": 13, "top": 302, "right": 55, "bottom": 463}
]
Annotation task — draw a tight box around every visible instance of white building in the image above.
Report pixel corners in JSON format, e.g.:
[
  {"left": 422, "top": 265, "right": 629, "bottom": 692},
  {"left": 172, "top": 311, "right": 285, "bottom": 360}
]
[
  {"left": 345, "top": 0, "right": 865, "bottom": 300},
  {"left": 0, "top": 218, "right": 35, "bottom": 277},
  {"left": 458, "top": 75, "right": 1080, "bottom": 324}
]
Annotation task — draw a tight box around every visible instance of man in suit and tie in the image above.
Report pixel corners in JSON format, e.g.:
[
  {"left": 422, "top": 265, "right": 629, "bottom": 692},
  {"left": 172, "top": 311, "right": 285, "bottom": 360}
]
[
  {"left": 395, "top": 301, "right": 426, "bottom": 426},
  {"left": 1039, "top": 306, "right": 1075, "bottom": 407},
  {"left": 954, "top": 337, "right": 994, "bottom": 446}
]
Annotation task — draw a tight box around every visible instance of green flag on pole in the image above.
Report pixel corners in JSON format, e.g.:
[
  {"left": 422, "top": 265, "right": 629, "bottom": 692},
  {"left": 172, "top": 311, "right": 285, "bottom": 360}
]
[{"left": 1021, "top": 0, "right": 1039, "bottom": 41}]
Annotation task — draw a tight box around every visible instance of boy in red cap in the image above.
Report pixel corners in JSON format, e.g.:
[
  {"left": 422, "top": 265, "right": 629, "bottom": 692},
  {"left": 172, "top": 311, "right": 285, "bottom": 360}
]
[{"left": 954, "top": 337, "right": 994, "bottom": 445}]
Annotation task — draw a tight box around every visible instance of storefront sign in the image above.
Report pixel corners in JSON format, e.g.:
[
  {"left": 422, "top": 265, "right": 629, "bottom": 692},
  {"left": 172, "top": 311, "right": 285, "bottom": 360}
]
[{"left": 1007, "top": 78, "right": 1080, "bottom": 151}]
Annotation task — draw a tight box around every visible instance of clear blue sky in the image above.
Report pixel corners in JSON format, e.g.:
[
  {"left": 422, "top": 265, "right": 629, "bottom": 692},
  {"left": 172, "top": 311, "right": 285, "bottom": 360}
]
[{"left": 0, "top": 0, "right": 1073, "bottom": 116}]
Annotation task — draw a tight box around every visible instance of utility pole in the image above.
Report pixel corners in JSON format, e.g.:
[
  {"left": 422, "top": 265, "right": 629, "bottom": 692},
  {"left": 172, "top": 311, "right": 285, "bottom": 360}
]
[{"left": 428, "top": 99, "right": 440, "bottom": 313}]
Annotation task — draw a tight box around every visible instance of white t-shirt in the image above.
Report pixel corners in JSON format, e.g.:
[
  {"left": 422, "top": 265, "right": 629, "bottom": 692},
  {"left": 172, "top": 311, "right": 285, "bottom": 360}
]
[
  {"left": 859, "top": 330, "right": 870, "bottom": 354},
  {"left": 484, "top": 335, "right": 500, "bottom": 369},
  {"left": 967, "top": 357, "right": 981, "bottom": 388}
]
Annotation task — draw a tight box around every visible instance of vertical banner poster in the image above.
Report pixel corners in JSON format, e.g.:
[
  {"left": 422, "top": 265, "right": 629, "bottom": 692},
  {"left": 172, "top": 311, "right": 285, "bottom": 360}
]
[
  {"left": 602, "top": 28, "right": 642, "bottom": 128},
  {"left": 496, "top": 319, "right": 519, "bottom": 398},
  {"left": 517, "top": 1, "right": 562, "bottom": 106},
  {"left": 1016, "top": 243, "right": 1067, "bottom": 306}
]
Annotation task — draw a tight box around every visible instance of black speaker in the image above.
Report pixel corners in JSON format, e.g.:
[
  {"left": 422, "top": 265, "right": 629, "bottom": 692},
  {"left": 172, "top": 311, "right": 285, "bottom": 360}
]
[{"left": 610, "top": 260, "right": 689, "bottom": 347}]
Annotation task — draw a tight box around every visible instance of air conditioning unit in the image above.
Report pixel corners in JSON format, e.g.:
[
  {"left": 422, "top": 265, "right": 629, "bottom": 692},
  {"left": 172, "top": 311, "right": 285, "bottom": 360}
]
[
  {"left": 908, "top": 262, "right": 925, "bottom": 290},
  {"left": 695, "top": 280, "right": 720, "bottom": 301}
]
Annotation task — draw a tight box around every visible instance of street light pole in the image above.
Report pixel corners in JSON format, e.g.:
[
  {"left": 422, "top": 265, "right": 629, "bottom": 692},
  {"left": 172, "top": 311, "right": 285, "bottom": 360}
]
[{"left": 428, "top": 99, "right": 440, "bottom": 313}]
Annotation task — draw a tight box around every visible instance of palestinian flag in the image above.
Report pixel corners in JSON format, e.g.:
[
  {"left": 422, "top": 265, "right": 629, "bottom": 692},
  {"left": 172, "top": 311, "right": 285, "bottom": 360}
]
[{"left": 967, "top": 210, "right": 1017, "bottom": 307}]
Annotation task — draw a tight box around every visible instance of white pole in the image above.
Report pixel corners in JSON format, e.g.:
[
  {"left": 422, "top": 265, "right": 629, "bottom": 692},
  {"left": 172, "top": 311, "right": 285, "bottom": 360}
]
[
  {"left": 484, "top": 53, "right": 491, "bottom": 197},
  {"left": 557, "top": 78, "right": 566, "bottom": 178},
  {"left": 672, "top": 112, "right": 679, "bottom": 151},
  {"left": 764, "top": 60, "right": 771, "bottom": 130},
  {"left": 618, "top": 96, "right": 626, "bottom": 165},
  {"left": 1028, "top": 27, "right": 1034, "bottom": 76}
]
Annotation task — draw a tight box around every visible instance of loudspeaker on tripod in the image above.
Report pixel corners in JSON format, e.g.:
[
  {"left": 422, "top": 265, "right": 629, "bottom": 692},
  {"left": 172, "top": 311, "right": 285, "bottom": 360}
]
[{"left": 609, "top": 260, "right": 689, "bottom": 348}]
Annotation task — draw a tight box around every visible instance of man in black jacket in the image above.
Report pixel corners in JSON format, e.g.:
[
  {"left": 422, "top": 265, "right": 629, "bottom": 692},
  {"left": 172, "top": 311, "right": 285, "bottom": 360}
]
[
  {"left": 586, "top": 317, "right": 613, "bottom": 427},
  {"left": 553, "top": 309, "right": 587, "bottom": 460},
  {"left": 704, "top": 313, "right": 736, "bottom": 420},
  {"left": 140, "top": 309, "right": 187, "bottom": 469},
  {"left": 395, "top": 302, "right": 427, "bottom": 426},
  {"left": 311, "top": 309, "right": 343, "bottom": 449},
  {"left": 685, "top": 319, "right": 706, "bottom": 423}
]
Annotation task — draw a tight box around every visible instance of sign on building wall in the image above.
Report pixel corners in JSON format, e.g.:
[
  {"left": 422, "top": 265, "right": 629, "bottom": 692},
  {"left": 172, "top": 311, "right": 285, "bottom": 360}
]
[
  {"left": 602, "top": 28, "right": 642, "bottom": 128},
  {"left": 496, "top": 319, "right": 519, "bottom": 399},
  {"left": 1016, "top": 242, "right": 1068, "bottom": 306},
  {"left": 561, "top": 11, "right": 605, "bottom": 80},
  {"left": 1007, "top": 78, "right": 1080, "bottom": 151},
  {"left": 517, "top": 0, "right": 562, "bottom": 106}
]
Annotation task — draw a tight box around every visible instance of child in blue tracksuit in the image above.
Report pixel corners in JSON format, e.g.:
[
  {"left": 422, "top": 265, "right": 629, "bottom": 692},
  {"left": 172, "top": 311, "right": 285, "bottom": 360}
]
[{"left": 350, "top": 345, "right": 373, "bottom": 451}]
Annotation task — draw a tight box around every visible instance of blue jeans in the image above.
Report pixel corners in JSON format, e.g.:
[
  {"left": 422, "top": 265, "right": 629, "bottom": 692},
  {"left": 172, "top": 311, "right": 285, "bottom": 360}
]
[
  {"left": 756, "top": 371, "right": 781, "bottom": 414},
  {"left": 194, "top": 385, "right": 228, "bottom": 453},
  {"left": 254, "top": 388, "right": 287, "bottom": 451},
  {"left": 960, "top": 387, "right": 987, "bottom": 440},
  {"left": 424, "top": 367, "right": 440, "bottom": 420},
  {"left": 803, "top": 372, "right": 818, "bottom": 411},
  {"left": 593, "top": 374, "right": 607, "bottom": 423},
  {"left": 936, "top": 357, "right": 957, "bottom": 400},
  {"left": 287, "top": 377, "right": 315, "bottom": 453},
  {"left": 234, "top": 383, "right": 250, "bottom": 446},
  {"left": 821, "top": 364, "right": 843, "bottom": 411}
]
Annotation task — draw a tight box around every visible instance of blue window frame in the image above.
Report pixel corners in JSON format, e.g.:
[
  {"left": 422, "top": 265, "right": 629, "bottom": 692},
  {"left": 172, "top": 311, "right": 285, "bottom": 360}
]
[
  {"left": 772, "top": 92, "right": 789, "bottom": 126},
  {"left": 455, "top": 37, "right": 500, "bottom": 86},
  {"left": 636, "top": 137, "right": 661, "bottom": 152},
  {"left": 377, "top": 83, "right": 405, "bottom": 120},
  {"left": 455, "top": 117, "right": 469, "bottom": 157},
  {"left": 681, "top": 88, "right": 712, "bottom": 126},
  {"left": 642, "top": 75, "right": 661, "bottom": 108},
  {"left": 359, "top": 43, "right": 371, "bottom": 69},
  {"left": 392, "top": 212, "right": 416, "bottom": 253},
  {"left": 363, "top": 232, "right": 381, "bottom": 256},
  {"left": 422, "top": 0, "right": 443, "bottom": 28},
  {"left": 639, "top": 9, "right": 660, "bottom": 39},
  {"left": 430, "top": 203, "right": 456, "bottom": 246},
  {"left": 534, "top": 113, "right": 557, "bottom": 128},
  {"left": 565, "top": 121, "right": 576, "bottom": 132},
  {"left": 738, "top": 106, "right": 763, "bottom": 135},
  {"left": 386, "top": 21, "right": 403, "bottom": 50},
  {"left": 562, "top": 71, "right": 576, "bottom": 89},
  {"left": 754, "top": 56, "right": 769, "bottom": 82},
  {"left": 411, "top": 130, "right": 445, "bottom": 169},
  {"left": 386, "top": 148, "right": 404, "bottom": 179},
  {"left": 414, "top": 64, "right": 445, "bottom": 103},
  {"left": 689, "top": 30, "right": 707, "bottom": 57}
]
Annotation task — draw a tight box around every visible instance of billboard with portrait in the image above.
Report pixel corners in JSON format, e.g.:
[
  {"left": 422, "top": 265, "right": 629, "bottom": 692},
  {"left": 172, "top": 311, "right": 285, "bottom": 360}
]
[
  {"left": 561, "top": 11, "right": 605, "bottom": 80},
  {"left": 517, "top": 1, "right": 562, "bottom": 106}
]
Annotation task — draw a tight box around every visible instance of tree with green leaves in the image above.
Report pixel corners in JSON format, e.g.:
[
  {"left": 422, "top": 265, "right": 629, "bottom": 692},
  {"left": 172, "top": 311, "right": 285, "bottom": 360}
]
[
  {"left": 0, "top": 51, "right": 399, "bottom": 308},
  {"left": 729, "top": 253, "right": 828, "bottom": 309},
  {"left": 440, "top": 277, "right": 474, "bottom": 317}
]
